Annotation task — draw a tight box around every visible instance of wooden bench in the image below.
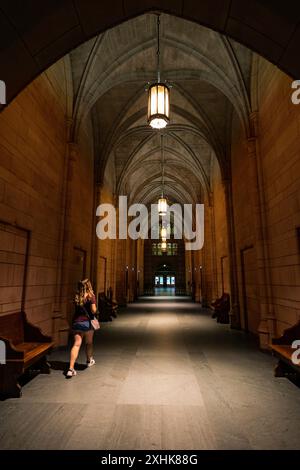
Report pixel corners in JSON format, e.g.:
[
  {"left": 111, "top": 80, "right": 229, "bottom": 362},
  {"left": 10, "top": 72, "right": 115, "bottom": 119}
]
[
  {"left": 271, "top": 321, "right": 300, "bottom": 378},
  {"left": 98, "top": 292, "right": 118, "bottom": 322},
  {"left": 106, "top": 288, "right": 118, "bottom": 318},
  {"left": 0, "top": 312, "right": 55, "bottom": 398},
  {"left": 211, "top": 293, "right": 230, "bottom": 324}
]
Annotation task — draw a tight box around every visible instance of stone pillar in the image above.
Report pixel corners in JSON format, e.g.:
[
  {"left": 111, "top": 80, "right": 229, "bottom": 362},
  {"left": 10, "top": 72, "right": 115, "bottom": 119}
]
[
  {"left": 90, "top": 183, "right": 101, "bottom": 293},
  {"left": 194, "top": 250, "right": 202, "bottom": 302},
  {"left": 223, "top": 176, "right": 241, "bottom": 329},
  {"left": 185, "top": 249, "right": 192, "bottom": 298},
  {"left": 208, "top": 195, "right": 218, "bottom": 301},
  {"left": 61, "top": 141, "right": 79, "bottom": 317},
  {"left": 52, "top": 133, "right": 79, "bottom": 346},
  {"left": 247, "top": 111, "right": 275, "bottom": 349},
  {"left": 136, "top": 238, "right": 144, "bottom": 296},
  {"left": 201, "top": 193, "right": 217, "bottom": 307},
  {"left": 129, "top": 238, "right": 137, "bottom": 302},
  {"left": 115, "top": 238, "right": 127, "bottom": 306},
  {"left": 113, "top": 236, "right": 119, "bottom": 302}
]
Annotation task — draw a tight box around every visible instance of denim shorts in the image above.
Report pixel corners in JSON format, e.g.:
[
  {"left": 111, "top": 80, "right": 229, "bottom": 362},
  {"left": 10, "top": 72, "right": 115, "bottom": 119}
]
[{"left": 72, "top": 320, "right": 91, "bottom": 332}]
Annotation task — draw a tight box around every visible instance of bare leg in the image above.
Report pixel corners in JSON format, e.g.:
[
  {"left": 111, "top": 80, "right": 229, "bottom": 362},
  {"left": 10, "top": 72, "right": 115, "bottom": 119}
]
[
  {"left": 85, "top": 330, "right": 94, "bottom": 362},
  {"left": 69, "top": 333, "right": 83, "bottom": 369}
]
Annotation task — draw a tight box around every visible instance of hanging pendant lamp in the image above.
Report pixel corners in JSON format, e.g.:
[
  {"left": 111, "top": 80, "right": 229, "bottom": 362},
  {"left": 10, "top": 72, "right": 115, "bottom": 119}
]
[
  {"left": 158, "top": 134, "right": 168, "bottom": 216},
  {"left": 148, "top": 15, "right": 170, "bottom": 129},
  {"left": 158, "top": 197, "right": 167, "bottom": 216},
  {"left": 161, "top": 241, "right": 167, "bottom": 252},
  {"left": 161, "top": 226, "right": 167, "bottom": 239}
]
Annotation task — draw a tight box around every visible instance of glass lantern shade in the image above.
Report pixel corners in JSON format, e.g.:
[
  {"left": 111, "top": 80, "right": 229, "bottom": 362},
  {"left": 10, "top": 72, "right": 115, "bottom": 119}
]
[
  {"left": 148, "top": 83, "right": 170, "bottom": 129},
  {"left": 158, "top": 197, "right": 168, "bottom": 216},
  {"left": 161, "top": 227, "right": 167, "bottom": 239},
  {"left": 161, "top": 241, "right": 167, "bottom": 252}
]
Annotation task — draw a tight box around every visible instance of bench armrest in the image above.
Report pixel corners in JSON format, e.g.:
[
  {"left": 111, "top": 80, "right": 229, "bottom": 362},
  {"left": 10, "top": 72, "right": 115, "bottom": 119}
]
[
  {"left": 272, "top": 320, "right": 300, "bottom": 345},
  {"left": 22, "top": 312, "right": 53, "bottom": 343},
  {"left": 0, "top": 335, "right": 24, "bottom": 360}
]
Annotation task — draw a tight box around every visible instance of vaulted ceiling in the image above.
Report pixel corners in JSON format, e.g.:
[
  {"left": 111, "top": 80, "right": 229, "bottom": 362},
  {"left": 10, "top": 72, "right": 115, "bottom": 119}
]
[{"left": 68, "top": 14, "right": 253, "bottom": 206}]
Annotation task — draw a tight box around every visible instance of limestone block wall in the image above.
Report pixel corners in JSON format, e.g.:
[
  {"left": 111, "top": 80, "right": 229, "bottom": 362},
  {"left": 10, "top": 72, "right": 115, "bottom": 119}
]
[
  {"left": 63, "top": 115, "right": 95, "bottom": 325},
  {"left": 113, "top": 237, "right": 136, "bottom": 306},
  {"left": 190, "top": 249, "right": 203, "bottom": 302},
  {"left": 126, "top": 237, "right": 137, "bottom": 302},
  {"left": 96, "top": 185, "right": 116, "bottom": 297},
  {"left": 257, "top": 59, "right": 300, "bottom": 334},
  {"left": 115, "top": 238, "right": 127, "bottom": 305},
  {"left": 0, "top": 60, "right": 68, "bottom": 335},
  {"left": 201, "top": 194, "right": 215, "bottom": 306},
  {"left": 136, "top": 239, "right": 144, "bottom": 296},
  {"left": 185, "top": 250, "right": 192, "bottom": 297},
  {"left": 211, "top": 159, "right": 229, "bottom": 298},
  {"left": 230, "top": 113, "right": 259, "bottom": 333},
  {"left": 0, "top": 58, "right": 96, "bottom": 340}
]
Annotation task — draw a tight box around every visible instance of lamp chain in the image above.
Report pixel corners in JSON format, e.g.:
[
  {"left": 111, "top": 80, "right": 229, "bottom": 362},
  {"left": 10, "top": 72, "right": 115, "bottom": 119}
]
[
  {"left": 161, "top": 133, "right": 165, "bottom": 197},
  {"left": 157, "top": 15, "right": 161, "bottom": 83}
]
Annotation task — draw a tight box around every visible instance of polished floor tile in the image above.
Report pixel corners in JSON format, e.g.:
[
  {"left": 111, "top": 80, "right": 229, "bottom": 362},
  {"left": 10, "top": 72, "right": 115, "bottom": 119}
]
[{"left": 0, "top": 297, "right": 300, "bottom": 450}]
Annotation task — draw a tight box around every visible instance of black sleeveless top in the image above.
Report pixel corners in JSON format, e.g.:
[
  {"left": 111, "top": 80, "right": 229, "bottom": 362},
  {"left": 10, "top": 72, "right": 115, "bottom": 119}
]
[{"left": 73, "top": 294, "right": 96, "bottom": 322}]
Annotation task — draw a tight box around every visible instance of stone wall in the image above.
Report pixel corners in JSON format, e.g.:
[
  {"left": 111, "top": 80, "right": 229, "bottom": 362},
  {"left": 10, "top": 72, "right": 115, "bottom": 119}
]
[
  {"left": 230, "top": 113, "right": 259, "bottom": 333},
  {"left": 211, "top": 159, "right": 229, "bottom": 299},
  {"left": 0, "top": 60, "right": 68, "bottom": 335},
  {"left": 207, "top": 57, "right": 300, "bottom": 339},
  {"left": 0, "top": 58, "right": 95, "bottom": 342},
  {"left": 256, "top": 59, "right": 300, "bottom": 335}
]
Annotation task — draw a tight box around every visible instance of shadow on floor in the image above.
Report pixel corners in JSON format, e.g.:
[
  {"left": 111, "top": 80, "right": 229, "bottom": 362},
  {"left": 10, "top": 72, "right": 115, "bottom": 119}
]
[
  {"left": 18, "top": 360, "right": 87, "bottom": 387},
  {"left": 48, "top": 360, "right": 85, "bottom": 371}
]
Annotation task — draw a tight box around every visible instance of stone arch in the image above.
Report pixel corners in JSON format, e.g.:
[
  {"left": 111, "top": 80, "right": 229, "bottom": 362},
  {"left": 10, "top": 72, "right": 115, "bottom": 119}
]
[{"left": 0, "top": 1, "right": 297, "bottom": 109}]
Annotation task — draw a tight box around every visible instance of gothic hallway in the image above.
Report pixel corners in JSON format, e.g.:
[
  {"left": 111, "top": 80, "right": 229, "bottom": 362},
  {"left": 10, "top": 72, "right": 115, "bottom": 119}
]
[
  {"left": 1, "top": 6, "right": 300, "bottom": 454},
  {"left": 1, "top": 298, "right": 300, "bottom": 450}
]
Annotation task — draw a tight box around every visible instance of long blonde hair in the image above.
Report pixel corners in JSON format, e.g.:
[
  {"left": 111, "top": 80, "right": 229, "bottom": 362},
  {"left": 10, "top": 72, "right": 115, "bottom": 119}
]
[{"left": 75, "top": 279, "right": 94, "bottom": 306}]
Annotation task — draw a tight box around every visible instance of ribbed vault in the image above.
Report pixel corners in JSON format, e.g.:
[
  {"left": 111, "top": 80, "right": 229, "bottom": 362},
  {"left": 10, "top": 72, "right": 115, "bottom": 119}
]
[{"left": 68, "top": 13, "right": 253, "bottom": 207}]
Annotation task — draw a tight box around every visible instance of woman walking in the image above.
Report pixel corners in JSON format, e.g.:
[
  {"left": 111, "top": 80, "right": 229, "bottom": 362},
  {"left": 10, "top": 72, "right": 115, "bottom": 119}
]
[{"left": 66, "top": 279, "right": 98, "bottom": 378}]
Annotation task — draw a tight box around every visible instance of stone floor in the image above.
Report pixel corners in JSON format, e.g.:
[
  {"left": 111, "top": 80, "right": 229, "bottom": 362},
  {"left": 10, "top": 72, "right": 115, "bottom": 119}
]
[{"left": 0, "top": 297, "right": 300, "bottom": 450}]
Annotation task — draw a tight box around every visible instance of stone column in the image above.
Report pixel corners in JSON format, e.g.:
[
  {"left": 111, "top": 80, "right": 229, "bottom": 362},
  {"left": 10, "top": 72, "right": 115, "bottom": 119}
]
[
  {"left": 247, "top": 111, "right": 275, "bottom": 348},
  {"left": 185, "top": 249, "right": 192, "bottom": 298},
  {"left": 91, "top": 183, "right": 102, "bottom": 294},
  {"left": 136, "top": 238, "right": 143, "bottom": 296},
  {"left": 223, "top": 176, "right": 241, "bottom": 329},
  {"left": 194, "top": 250, "right": 202, "bottom": 302},
  {"left": 115, "top": 239, "right": 127, "bottom": 306},
  {"left": 61, "top": 141, "right": 79, "bottom": 315},
  {"left": 52, "top": 134, "right": 79, "bottom": 346},
  {"left": 208, "top": 194, "right": 218, "bottom": 300}
]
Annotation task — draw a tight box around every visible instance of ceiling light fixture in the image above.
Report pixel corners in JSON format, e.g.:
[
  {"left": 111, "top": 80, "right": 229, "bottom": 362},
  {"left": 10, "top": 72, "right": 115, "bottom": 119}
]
[
  {"left": 158, "top": 134, "right": 168, "bottom": 216},
  {"left": 161, "top": 241, "right": 167, "bottom": 252},
  {"left": 161, "top": 226, "right": 167, "bottom": 239},
  {"left": 147, "top": 15, "right": 170, "bottom": 130}
]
